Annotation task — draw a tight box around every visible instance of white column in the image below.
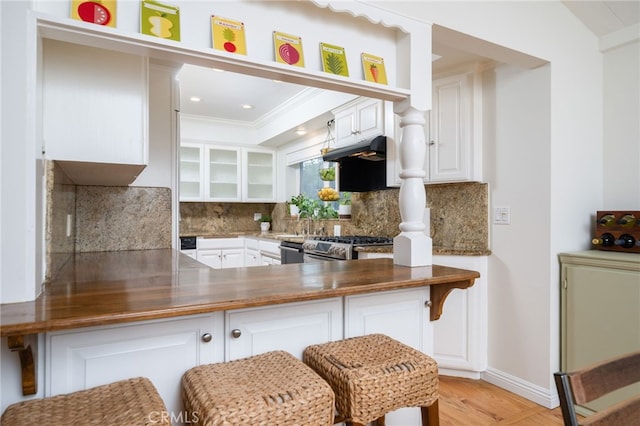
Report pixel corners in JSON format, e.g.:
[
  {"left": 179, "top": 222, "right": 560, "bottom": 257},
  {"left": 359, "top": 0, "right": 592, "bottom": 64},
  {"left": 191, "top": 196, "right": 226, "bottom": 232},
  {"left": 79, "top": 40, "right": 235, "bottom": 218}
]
[{"left": 393, "top": 105, "right": 432, "bottom": 266}]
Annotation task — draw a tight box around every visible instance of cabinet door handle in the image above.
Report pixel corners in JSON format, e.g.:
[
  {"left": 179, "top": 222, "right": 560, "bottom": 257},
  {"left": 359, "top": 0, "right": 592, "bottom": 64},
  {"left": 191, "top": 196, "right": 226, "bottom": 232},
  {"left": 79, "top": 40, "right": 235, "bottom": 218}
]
[
  {"left": 231, "top": 329, "right": 242, "bottom": 338},
  {"left": 429, "top": 141, "right": 436, "bottom": 146},
  {"left": 425, "top": 300, "right": 433, "bottom": 308},
  {"left": 201, "top": 333, "right": 212, "bottom": 343}
]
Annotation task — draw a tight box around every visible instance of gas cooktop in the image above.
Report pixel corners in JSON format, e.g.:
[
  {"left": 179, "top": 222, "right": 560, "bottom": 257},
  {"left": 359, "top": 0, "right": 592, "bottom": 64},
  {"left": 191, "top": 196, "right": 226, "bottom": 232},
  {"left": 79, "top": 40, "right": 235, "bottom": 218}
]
[{"left": 310, "top": 235, "right": 393, "bottom": 246}]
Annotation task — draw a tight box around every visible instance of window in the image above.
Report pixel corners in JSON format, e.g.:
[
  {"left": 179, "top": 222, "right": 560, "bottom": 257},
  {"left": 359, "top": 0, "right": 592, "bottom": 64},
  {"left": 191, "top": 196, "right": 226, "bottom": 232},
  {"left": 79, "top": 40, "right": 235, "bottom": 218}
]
[{"left": 300, "top": 157, "right": 338, "bottom": 208}]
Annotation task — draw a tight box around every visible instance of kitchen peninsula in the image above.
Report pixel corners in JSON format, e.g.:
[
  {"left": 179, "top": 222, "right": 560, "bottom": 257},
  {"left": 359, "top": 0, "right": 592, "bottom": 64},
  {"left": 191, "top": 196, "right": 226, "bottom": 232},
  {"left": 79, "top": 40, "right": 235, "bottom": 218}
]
[{"left": 1, "top": 249, "right": 478, "bottom": 418}]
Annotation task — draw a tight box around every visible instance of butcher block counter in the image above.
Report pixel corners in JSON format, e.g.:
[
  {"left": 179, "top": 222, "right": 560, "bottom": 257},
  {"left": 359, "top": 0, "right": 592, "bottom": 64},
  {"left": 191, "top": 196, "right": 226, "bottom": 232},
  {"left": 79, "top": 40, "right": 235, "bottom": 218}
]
[
  {"left": 1, "top": 249, "right": 479, "bottom": 336},
  {"left": 0, "top": 249, "right": 479, "bottom": 406}
]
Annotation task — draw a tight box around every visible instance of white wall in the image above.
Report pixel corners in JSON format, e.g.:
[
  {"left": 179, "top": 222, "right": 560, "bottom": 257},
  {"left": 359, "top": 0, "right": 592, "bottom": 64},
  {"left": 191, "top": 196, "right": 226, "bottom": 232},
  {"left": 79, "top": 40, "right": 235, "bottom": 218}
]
[
  {"left": 484, "top": 63, "right": 554, "bottom": 401},
  {"left": 133, "top": 63, "right": 179, "bottom": 248},
  {"left": 1, "top": 0, "right": 40, "bottom": 303},
  {"left": 377, "top": 0, "right": 604, "bottom": 407},
  {"left": 602, "top": 38, "right": 640, "bottom": 207}
]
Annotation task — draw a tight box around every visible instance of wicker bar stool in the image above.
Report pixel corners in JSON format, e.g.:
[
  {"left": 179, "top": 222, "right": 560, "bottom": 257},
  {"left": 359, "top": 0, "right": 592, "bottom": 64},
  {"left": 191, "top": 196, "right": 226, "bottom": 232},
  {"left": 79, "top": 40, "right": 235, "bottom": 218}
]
[
  {"left": 1, "top": 377, "right": 169, "bottom": 425},
  {"left": 303, "top": 334, "right": 440, "bottom": 426},
  {"left": 182, "top": 350, "right": 335, "bottom": 425}
]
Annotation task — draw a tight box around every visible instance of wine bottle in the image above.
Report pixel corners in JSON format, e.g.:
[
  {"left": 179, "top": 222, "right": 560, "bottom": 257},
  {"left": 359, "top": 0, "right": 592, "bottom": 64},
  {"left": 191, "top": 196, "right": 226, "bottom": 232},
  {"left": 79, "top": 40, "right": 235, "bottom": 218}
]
[
  {"left": 597, "top": 214, "right": 616, "bottom": 227},
  {"left": 614, "top": 234, "right": 636, "bottom": 248},
  {"left": 616, "top": 214, "right": 636, "bottom": 227},
  {"left": 592, "top": 233, "right": 614, "bottom": 247}
]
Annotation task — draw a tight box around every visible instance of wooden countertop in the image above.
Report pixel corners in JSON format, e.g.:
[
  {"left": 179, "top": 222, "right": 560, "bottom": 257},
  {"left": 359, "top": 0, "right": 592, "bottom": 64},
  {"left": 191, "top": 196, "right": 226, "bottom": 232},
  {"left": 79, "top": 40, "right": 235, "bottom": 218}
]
[{"left": 0, "top": 249, "right": 479, "bottom": 337}]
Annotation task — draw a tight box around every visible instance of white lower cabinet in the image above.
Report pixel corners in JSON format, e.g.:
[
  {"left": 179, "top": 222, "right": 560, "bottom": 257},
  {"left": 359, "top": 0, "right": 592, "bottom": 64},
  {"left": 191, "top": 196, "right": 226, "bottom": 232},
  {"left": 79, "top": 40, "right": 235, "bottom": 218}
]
[
  {"left": 258, "top": 239, "right": 281, "bottom": 265},
  {"left": 196, "top": 237, "right": 245, "bottom": 269},
  {"left": 345, "top": 288, "right": 431, "bottom": 425},
  {"left": 260, "top": 253, "right": 281, "bottom": 265},
  {"left": 197, "top": 248, "right": 244, "bottom": 269},
  {"left": 431, "top": 255, "right": 487, "bottom": 378},
  {"left": 46, "top": 313, "right": 224, "bottom": 424},
  {"left": 245, "top": 248, "right": 260, "bottom": 266},
  {"left": 225, "top": 298, "right": 343, "bottom": 361}
]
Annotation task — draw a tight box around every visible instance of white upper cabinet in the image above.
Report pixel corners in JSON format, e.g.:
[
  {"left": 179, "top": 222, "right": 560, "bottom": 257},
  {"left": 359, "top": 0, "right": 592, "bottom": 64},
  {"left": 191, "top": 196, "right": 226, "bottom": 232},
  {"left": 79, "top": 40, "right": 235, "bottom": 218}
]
[
  {"left": 179, "top": 143, "right": 204, "bottom": 201},
  {"left": 332, "top": 98, "right": 385, "bottom": 147},
  {"left": 42, "top": 39, "right": 148, "bottom": 185},
  {"left": 428, "top": 72, "right": 473, "bottom": 182},
  {"left": 179, "top": 143, "right": 275, "bottom": 202},
  {"left": 207, "top": 146, "right": 242, "bottom": 201},
  {"left": 243, "top": 149, "right": 276, "bottom": 202},
  {"left": 388, "top": 71, "right": 477, "bottom": 186}
]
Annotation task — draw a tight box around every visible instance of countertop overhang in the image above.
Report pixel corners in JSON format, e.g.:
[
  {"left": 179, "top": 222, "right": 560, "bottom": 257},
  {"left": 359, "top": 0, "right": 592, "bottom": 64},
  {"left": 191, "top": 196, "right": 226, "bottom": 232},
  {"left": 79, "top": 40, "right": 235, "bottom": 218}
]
[{"left": 1, "top": 249, "right": 480, "bottom": 337}]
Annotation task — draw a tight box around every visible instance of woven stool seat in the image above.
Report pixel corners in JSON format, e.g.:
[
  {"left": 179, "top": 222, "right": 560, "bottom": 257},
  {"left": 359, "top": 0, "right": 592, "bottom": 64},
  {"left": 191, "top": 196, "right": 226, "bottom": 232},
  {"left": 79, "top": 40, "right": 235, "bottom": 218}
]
[
  {"left": 1, "top": 377, "right": 169, "bottom": 426},
  {"left": 303, "top": 334, "right": 439, "bottom": 426},
  {"left": 182, "top": 350, "right": 335, "bottom": 425}
]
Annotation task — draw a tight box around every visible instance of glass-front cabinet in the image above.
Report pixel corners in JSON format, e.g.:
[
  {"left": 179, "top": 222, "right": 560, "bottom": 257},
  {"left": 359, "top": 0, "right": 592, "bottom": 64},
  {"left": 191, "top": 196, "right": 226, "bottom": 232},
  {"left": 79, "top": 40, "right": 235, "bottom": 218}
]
[
  {"left": 208, "top": 147, "right": 241, "bottom": 201},
  {"left": 179, "top": 142, "right": 275, "bottom": 202},
  {"left": 244, "top": 150, "right": 275, "bottom": 202},
  {"left": 179, "top": 143, "right": 204, "bottom": 201}
]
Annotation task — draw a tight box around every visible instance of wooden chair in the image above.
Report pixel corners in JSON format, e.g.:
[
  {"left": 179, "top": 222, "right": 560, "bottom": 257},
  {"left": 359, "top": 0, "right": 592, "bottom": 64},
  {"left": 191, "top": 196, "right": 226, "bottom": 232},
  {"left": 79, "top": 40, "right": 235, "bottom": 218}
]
[{"left": 553, "top": 350, "right": 640, "bottom": 426}]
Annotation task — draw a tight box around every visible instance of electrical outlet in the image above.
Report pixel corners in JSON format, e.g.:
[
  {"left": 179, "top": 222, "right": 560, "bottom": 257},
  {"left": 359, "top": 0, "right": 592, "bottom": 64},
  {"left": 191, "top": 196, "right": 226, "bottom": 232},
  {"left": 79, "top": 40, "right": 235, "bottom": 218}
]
[
  {"left": 66, "top": 214, "right": 72, "bottom": 237},
  {"left": 493, "top": 207, "right": 511, "bottom": 225},
  {"left": 254, "top": 213, "right": 262, "bottom": 221}
]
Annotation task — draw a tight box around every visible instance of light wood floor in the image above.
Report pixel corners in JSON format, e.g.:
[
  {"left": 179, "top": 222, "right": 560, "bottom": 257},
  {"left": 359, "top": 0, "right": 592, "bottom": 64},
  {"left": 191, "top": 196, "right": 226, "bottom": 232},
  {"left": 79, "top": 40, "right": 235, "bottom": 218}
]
[{"left": 439, "top": 376, "right": 565, "bottom": 425}]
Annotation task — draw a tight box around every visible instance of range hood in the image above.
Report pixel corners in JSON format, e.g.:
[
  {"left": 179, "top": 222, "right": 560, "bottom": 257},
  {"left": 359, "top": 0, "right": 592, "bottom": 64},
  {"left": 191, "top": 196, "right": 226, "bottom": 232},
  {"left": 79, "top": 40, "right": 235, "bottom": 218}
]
[
  {"left": 322, "top": 135, "right": 389, "bottom": 192},
  {"left": 322, "top": 135, "right": 386, "bottom": 162}
]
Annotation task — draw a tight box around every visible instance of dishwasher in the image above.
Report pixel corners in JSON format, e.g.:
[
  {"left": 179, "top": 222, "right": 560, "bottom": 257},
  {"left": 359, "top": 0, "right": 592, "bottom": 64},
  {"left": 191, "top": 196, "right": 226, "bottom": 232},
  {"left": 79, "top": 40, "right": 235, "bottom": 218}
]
[{"left": 279, "top": 241, "right": 304, "bottom": 264}]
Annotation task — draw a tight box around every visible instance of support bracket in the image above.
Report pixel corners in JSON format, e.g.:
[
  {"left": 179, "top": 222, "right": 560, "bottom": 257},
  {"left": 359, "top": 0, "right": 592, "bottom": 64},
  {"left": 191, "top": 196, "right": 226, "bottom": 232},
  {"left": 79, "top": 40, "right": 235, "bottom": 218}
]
[
  {"left": 8, "top": 335, "right": 37, "bottom": 395},
  {"left": 430, "top": 280, "right": 475, "bottom": 321}
]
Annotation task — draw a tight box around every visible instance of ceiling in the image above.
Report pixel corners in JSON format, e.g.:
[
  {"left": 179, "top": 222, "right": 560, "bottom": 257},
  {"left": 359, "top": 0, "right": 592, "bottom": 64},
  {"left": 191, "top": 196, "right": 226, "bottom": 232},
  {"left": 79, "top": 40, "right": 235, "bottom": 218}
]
[
  {"left": 561, "top": 0, "right": 639, "bottom": 37},
  {"left": 176, "top": 1, "right": 639, "bottom": 147}
]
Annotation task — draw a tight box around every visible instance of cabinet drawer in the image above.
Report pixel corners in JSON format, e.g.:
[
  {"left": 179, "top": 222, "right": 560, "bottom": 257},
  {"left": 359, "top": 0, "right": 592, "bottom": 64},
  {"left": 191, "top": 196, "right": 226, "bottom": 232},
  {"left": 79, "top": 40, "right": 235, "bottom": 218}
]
[{"left": 197, "top": 237, "right": 243, "bottom": 250}]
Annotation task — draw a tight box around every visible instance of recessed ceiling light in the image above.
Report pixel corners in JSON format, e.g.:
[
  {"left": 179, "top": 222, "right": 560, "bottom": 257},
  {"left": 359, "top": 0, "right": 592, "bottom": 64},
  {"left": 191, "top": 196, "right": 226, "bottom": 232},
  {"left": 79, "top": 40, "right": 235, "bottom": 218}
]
[
  {"left": 212, "top": 68, "right": 224, "bottom": 73},
  {"left": 295, "top": 129, "right": 307, "bottom": 136},
  {"left": 190, "top": 96, "right": 201, "bottom": 102},
  {"left": 241, "top": 104, "right": 254, "bottom": 110}
]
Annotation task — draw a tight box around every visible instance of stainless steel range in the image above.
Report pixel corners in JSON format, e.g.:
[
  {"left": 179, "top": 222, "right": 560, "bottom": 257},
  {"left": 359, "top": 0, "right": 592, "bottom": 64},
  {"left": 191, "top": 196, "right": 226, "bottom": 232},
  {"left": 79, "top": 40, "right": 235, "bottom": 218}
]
[{"left": 302, "top": 236, "right": 393, "bottom": 262}]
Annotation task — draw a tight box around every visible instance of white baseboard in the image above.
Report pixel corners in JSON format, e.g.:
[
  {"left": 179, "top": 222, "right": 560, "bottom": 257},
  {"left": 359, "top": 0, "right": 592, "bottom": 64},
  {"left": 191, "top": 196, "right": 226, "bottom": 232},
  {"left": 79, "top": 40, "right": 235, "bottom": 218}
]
[
  {"left": 439, "top": 368, "right": 481, "bottom": 380},
  {"left": 481, "top": 367, "right": 560, "bottom": 409}
]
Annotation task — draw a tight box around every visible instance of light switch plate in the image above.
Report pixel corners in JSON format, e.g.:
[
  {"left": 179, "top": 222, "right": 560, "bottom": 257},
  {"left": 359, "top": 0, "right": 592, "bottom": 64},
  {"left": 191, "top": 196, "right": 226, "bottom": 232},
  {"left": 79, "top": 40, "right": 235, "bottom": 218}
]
[
  {"left": 493, "top": 207, "right": 511, "bottom": 225},
  {"left": 254, "top": 213, "right": 262, "bottom": 221}
]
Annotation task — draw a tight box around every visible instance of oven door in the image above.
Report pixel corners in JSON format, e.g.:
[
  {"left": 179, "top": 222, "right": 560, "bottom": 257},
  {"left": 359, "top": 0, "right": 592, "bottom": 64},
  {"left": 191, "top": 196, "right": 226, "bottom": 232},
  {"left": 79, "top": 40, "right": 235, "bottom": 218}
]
[
  {"left": 303, "top": 253, "right": 338, "bottom": 263},
  {"left": 279, "top": 241, "right": 304, "bottom": 264}
]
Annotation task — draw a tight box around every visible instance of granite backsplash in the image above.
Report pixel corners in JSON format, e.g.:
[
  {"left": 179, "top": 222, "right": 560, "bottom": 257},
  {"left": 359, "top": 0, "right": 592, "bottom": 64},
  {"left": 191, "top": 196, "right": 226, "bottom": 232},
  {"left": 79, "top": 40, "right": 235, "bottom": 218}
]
[{"left": 180, "top": 182, "right": 489, "bottom": 254}]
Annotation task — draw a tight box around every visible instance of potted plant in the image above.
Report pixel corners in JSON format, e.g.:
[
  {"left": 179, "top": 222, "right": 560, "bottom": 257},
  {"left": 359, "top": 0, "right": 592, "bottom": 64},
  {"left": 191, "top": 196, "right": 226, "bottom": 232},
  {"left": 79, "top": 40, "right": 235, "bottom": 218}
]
[
  {"left": 289, "top": 194, "right": 316, "bottom": 219},
  {"left": 317, "top": 203, "right": 338, "bottom": 220},
  {"left": 258, "top": 214, "right": 271, "bottom": 232},
  {"left": 288, "top": 194, "right": 304, "bottom": 217},
  {"left": 339, "top": 192, "right": 351, "bottom": 218}
]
